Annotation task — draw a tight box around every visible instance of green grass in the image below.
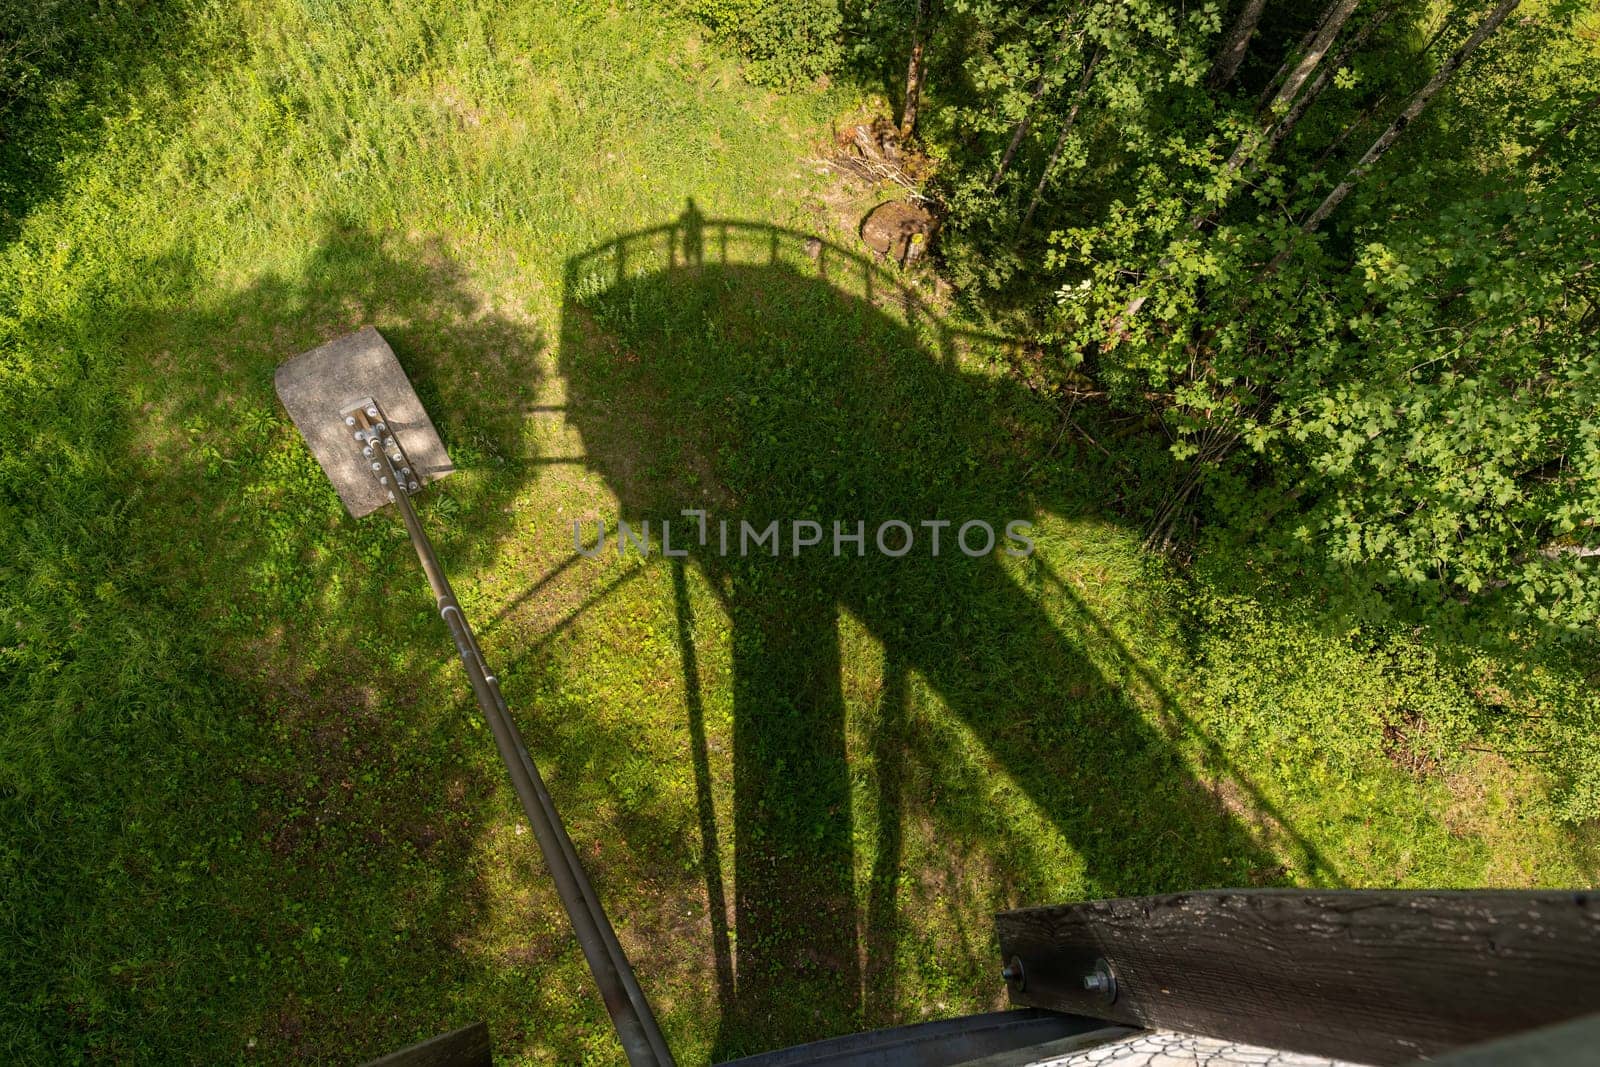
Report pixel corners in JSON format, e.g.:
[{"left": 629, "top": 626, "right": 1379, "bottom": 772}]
[{"left": 2, "top": 0, "right": 1596, "bottom": 1062}]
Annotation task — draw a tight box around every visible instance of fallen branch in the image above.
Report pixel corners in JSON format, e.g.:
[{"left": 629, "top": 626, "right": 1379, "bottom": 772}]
[{"left": 811, "top": 155, "right": 932, "bottom": 204}]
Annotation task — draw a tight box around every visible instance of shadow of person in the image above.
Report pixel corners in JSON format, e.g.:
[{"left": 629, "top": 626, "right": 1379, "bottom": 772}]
[
  {"left": 558, "top": 212, "right": 1288, "bottom": 1060},
  {"left": 675, "top": 197, "right": 705, "bottom": 268}
]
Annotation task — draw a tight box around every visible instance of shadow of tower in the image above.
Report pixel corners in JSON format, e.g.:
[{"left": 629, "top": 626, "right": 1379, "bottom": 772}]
[{"left": 557, "top": 204, "right": 1313, "bottom": 1060}]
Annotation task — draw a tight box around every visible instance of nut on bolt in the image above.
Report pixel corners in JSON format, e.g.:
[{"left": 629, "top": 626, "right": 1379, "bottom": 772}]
[{"left": 1083, "top": 958, "right": 1117, "bottom": 1002}]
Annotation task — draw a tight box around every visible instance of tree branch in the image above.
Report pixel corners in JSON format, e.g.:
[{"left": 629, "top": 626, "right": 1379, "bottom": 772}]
[{"left": 990, "top": 18, "right": 1080, "bottom": 192}]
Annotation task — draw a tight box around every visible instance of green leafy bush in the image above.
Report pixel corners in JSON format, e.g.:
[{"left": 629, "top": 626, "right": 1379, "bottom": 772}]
[
  {"left": 1047, "top": 81, "right": 1600, "bottom": 628},
  {"left": 684, "top": 0, "right": 843, "bottom": 87},
  {"left": 1188, "top": 588, "right": 1600, "bottom": 826}
]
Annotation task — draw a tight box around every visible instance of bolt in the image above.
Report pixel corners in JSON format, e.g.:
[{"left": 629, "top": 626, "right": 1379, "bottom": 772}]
[
  {"left": 344, "top": 415, "right": 356, "bottom": 426},
  {"left": 409, "top": 481, "right": 420, "bottom": 492},
  {"left": 366, "top": 406, "right": 378, "bottom": 418},
  {"left": 379, "top": 476, "right": 388, "bottom": 485},
  {"left": 1001, "top": 957, "right": 1023, "bottom": 987},
  {"left": 1083, "top": 973, "right": 1108, "bottom": 993},
  {"left": 375, "top": 422, "right": 387, "bottom": 433},
  {"left": 383, "top": 437, "right": 395, "bottom": 450},
  {"left": 401, "top": 467, "right": 411, "bottom": 477},
  {"left": 370, "top": 461, "right": 381, "bottom": 471},
  {"left": 362, "top": 446, "right": 373, "bottom": 457}
]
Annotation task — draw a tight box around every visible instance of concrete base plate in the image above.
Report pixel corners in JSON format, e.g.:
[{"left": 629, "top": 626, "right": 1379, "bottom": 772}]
[{"left": 275, "top": 326, "right": 454, "bottom": 518}]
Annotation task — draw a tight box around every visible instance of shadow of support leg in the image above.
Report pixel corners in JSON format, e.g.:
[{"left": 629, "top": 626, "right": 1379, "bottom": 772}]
[
  {"left": 717, "top": 572, "right": 860, "bottom": 1058},
  {"left": 864, "top": 651, "right": 908, "bottom": 1025},
  {"left": 671, "top": 561, "right": 736, "bottom": 1022}
]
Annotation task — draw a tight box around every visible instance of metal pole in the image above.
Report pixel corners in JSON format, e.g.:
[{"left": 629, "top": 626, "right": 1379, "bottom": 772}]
[{"left": 371, "top": 438, "right": 674, "bottom": 1067}]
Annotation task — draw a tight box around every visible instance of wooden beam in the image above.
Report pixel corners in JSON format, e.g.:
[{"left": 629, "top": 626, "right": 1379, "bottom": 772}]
[
  {"left": 364, "top": 1023, "right": 492, "bottom": 1067},
  {"left": 994, "top": 890, "right": 1600, "bottom": 1065}
]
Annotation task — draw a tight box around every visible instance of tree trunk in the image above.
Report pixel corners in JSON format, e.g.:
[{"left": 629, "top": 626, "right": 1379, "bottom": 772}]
[
  {"left": 900, "top": 0, "right": 927, "bottom": 139},
  {"left": 1311, "top": 4, "right": 1495, "bottom": 169},
  {"left": 1209, "top": 0, "right": 1269, "bottom": 90},
  {"left": 1124, "top": 0, "right": 1356, "bottom": 332},
  {"left": 1257, "top": 1, "right": 1336, "bottom": 109},
  {"left": 1259, "top": 0, "right": 1359, "bottom": 123},
  {"left": 990, "top": 19, "right": 1078, "bottom": 192},
  {"left": 1314, "top": 90, "right": 1388, "bottom": 164},
  {"left": 1201, "top": 0, "right": 1360, "bottom": 222},
  {"left": 1290, "top": 0, "right": 1523, "bottom": 243},
  {"left": 1018, "top": 47, "right": 1101, "bottom": 236},
  {"left": 1265, "top": 4, "right": 1396, "bottom": 157}
]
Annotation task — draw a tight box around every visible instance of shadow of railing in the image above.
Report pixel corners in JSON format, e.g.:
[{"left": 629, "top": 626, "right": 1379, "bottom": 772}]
[{"left": 563, "top": 203, "right": 1014, "bottom": 372}]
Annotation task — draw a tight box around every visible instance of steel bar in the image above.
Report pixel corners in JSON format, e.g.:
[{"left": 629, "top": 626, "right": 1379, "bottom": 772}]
[{"left": 359, "top": 410, "right": 674, "bottom": 1067}]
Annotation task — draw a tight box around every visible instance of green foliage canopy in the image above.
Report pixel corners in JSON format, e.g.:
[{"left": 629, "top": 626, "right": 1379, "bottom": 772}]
[{"left": 694, "top": 0, "right": 1600, "bottom": 630}]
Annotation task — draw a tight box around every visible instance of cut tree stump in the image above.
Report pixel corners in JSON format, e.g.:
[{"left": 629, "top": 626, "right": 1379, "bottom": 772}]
[{"left": 861, "top": 200, "right": 937, "bottom": 267}]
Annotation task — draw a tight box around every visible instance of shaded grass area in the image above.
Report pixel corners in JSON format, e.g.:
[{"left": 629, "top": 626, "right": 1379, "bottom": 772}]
[
  {"left": 559, "top": 226, "right": 1265, "bottom": 1056},
  {"left": 1, "top": 0, "right": 1596, "bottom": 1063}
]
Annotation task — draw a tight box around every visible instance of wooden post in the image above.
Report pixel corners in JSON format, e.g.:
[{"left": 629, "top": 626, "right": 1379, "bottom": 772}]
[
  {"left": 365, "top": 1023, "right": 492, "bottom": 1067},
  {"left": 996, "top": 889, "right": 1600, "bottom": 1065}
]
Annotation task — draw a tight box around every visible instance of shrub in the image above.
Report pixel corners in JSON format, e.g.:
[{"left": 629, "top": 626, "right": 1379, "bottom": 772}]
[{"left": 684, "top": 0, "right": 843, "bottom": 88}]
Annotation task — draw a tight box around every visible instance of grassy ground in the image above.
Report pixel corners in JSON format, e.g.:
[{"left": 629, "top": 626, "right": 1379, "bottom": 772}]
[{"left": 2, "top": 0, "right": 1596, "bottom": 1063}]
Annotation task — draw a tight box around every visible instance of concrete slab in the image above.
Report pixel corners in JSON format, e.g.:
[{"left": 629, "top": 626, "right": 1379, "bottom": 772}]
[{"left": 274, "top": 326, "right": 454, "bottom": 518}]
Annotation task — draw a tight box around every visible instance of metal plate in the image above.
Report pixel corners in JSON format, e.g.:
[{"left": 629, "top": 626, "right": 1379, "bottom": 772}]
[
  {"left": 274, "top": 326, "right": 454, "bottom": 518},
  {"left": 716, "top": 1010, "right": 1116, "bottom": 1067}
]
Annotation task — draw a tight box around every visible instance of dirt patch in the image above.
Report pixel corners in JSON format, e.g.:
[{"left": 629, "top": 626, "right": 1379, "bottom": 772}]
[{"left": 1381, "top": 708, "right": 1439, "bottom": 777}]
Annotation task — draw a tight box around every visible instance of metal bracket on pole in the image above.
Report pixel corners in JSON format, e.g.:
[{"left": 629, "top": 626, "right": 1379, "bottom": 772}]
[{"left": 341, "top": 397, "right": 421, "bottom": 499}]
